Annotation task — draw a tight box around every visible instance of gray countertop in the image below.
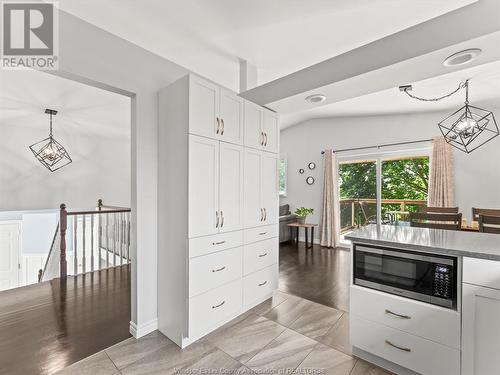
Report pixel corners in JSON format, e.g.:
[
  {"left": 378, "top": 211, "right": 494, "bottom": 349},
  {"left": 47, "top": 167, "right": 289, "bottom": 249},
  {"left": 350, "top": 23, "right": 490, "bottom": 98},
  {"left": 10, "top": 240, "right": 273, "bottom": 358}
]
[{"left": 345, "top": 224, "right": 500, "bottom": 260}]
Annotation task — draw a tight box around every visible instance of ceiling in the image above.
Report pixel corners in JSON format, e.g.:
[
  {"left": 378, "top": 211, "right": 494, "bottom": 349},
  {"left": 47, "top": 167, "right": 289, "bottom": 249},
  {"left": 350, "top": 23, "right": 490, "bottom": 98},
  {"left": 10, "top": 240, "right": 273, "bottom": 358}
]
[
  {"left": 0, "top": 69, "right": 131, "bottom": 139},
  {"left": 57, "top": 0, "right": 476, "bottom": 91},
  {"left": 279, "top": 60, "right": 500, "bottom": 128}
]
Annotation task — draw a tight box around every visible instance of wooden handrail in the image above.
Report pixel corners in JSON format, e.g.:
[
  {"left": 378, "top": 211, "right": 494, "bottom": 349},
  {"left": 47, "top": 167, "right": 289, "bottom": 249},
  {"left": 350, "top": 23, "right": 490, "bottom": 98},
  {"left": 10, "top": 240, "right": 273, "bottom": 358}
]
[{"left": 66, "top": 208, "right": 131, "bottom": 216}]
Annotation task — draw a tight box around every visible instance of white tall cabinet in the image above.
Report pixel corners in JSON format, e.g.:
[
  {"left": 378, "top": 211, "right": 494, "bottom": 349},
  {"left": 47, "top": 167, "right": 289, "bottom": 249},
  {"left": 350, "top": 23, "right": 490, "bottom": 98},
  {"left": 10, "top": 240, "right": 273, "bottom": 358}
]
[
  {"left": 462, "top": 257, "right": 500, "bottom": 375},
  {"left": 158, "top": 74, "right": 279, "bottom": 347}
]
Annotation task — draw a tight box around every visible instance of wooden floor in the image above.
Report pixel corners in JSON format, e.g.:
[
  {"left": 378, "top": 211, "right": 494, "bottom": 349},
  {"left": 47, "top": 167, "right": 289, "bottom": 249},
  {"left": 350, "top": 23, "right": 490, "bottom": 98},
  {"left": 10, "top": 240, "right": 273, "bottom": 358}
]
[
  {"left": 0, "top": 265, "right": 131, "bottom": 375},
  {"left": 279, "top": 242, "right": 351, "bottom": 311}
]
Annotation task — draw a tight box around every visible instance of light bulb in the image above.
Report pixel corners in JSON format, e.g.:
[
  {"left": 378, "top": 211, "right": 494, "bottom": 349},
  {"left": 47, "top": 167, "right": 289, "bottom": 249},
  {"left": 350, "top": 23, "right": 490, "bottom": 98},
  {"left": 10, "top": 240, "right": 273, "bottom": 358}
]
[{"left": 456, "top": 117, "right": 476, "bottom": 133}]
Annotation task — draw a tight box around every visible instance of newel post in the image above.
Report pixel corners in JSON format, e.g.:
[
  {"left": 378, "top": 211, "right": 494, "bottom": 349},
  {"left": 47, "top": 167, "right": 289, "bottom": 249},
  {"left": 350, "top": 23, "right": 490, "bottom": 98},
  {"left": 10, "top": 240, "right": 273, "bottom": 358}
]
[
  {"left": 97, "top": 199, "right": 103, "bottom": 210},
  {"left": 60, "top": 203, "right": 68, "bottom": 278}
]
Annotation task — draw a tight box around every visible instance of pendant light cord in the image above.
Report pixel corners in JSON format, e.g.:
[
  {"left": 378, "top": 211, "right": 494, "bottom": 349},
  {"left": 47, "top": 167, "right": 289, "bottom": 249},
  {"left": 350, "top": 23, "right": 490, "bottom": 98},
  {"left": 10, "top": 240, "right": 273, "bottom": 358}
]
[
  {"left": 402, "top": 80, "right": 468, "bottom": 102},
  {"left": 49, "top": 112, "right": 53, "bottom": 137}
]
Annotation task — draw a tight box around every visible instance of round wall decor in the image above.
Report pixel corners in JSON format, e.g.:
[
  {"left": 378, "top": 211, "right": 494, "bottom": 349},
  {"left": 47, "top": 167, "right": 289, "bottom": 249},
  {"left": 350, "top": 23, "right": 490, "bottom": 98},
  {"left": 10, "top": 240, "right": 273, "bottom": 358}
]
[
  {"left": 299, "top": 168, "right": 305, "bottom": 174},
  {"left": 306, "top": 176, "right": 315, "bottom": 185},
  {"left": 308, "top": 162, "right": 316, "bottom": 170}
]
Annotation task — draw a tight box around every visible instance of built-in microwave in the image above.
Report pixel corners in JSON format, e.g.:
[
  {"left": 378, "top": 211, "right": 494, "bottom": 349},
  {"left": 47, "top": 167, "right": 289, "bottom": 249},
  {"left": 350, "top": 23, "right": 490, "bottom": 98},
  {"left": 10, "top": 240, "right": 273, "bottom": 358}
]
[{"left": 353, "top": 244, "right": 457, "bottom": 309}]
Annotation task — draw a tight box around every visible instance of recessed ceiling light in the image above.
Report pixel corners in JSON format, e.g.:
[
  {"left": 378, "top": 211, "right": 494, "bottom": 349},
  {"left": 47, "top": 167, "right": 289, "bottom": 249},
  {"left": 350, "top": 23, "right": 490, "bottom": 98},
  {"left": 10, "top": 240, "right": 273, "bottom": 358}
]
[
  {"left": 443, "top": 48, "right": 482, "bottom": 67},
  {"left": 305, "top": 94, "right": 326, "bottom": 103}
]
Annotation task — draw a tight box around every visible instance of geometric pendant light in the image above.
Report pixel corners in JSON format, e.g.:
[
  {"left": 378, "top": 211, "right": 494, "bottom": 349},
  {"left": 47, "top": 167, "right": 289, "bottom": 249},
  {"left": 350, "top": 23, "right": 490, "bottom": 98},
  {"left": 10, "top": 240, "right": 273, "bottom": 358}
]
[
  {"left": 438, "top": 81, "right": 499, "bottom": 153},
  {"left": 29, "top": 109, "right": 72, "bottom": 172},
  {"left": 400, "top": 79, "right": 499, "bottom": 154}
]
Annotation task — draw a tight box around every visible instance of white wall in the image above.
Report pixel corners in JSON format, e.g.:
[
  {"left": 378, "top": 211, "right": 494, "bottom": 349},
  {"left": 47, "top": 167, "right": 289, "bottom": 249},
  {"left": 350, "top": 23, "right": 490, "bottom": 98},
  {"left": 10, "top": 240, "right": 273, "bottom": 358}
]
[{"left": 280, "top": 108, "right": 500, "bottom": 241}]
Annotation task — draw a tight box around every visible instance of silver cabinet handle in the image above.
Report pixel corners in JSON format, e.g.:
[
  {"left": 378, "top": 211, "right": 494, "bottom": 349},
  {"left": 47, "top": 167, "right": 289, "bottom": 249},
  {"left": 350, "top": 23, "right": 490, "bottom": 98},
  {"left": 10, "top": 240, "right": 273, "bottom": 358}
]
[
  {"left": 264, "top": 133, "right": 268, "bottom": 146},
  {"left": 212, "top": 300, "right": 226, "bottom": 309},
  {"left": 216, "top": 211, "right": 219, "bottom": 228},
  {"left": 258, "top": 252, "right": 268, "bottom": 257},
  {"left": 220, "top": 118, "right": 225, "bottom": 135},
  {"left": 385, "top": 309, "right": 411, "bottom": 319},
  {"left": 263, "top": 208, "right": 267, "bottom": 221},
  {"left": 260, "top": 208, "right": 263, "bottom": 221},
  {"left": 216, "top": 117, "right": 221, "bottom": 134},
  {"left": 260, "top": 132, "right": 264, "bottom": 145},
  {"left": 258, "top": 232, "right": 267, "bottom": 235},
  {"left": 212, "top": 241, "right": 226, "bottom": 246},
  {"left": 212, "top": 266, "right": 226, "bottom": 273},
  {"left": 220, "top": 210, "right": 224, "bottom": 228},
  {"left": 385, "top": 340, "right": 411, "bottom": 352},
  {"left": 258, "top": 281, "right": 267, "bottom": 287}
]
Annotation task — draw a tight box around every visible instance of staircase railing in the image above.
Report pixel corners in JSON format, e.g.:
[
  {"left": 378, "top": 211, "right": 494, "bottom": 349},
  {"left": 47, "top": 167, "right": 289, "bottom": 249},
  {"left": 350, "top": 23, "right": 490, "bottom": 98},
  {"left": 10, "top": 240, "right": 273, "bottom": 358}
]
[{"left": 39, "top": 199, "right": 131, "bottom": 281}]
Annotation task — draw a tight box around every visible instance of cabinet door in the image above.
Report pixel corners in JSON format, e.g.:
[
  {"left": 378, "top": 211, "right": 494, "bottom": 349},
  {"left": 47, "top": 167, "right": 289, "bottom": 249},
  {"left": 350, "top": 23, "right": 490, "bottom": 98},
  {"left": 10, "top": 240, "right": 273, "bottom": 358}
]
[
  {"left": 244, "top": 149, "right": 262, "bottom": 228},
  {"left": 262, "top": 110, "right": 279, "bottom": 153},
  {"left": 189, "top": 136, "right": 219, "bottom": 237},
  {"left": 261, "top": 152, "right": 278, "bottom": 224},
  {"left": 462, "top": 283, "right": 500, "bottom": 375},
  {"left": 219, "top": 142, "right": 244, "bottom": 233},
  {"left": 189, "top": 76, "right": 219, "bottom": 139},
  {"left": 219, "top": 88, "right": 243, "bottom": 145},
  {"left": 244, "top": 102, "right": 263, "bottom": 150}
]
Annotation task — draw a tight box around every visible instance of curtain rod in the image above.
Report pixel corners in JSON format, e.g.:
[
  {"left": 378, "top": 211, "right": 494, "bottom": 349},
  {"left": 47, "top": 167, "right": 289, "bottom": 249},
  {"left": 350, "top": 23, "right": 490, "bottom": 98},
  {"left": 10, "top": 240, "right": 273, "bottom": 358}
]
[{"left": 320, "top": 138, "right": 433, "bottom": 154}]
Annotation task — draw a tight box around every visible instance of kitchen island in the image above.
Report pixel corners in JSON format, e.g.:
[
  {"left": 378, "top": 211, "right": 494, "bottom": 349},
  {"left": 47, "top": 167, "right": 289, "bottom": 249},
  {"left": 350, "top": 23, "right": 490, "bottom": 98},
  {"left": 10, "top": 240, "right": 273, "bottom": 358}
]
[{"left": 346, "top": 224, "right": 500, "bottom": 375}]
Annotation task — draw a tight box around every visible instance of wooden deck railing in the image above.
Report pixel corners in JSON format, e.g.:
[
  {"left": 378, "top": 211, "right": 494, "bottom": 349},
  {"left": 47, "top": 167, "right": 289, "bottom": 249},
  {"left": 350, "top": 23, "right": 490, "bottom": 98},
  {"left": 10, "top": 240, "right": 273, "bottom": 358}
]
[
  {"left": 340, "top": 198, "right": 427, "bottom": 233},
  {"left": 40, "top": 200, "right": 131, "bottom": 281}
]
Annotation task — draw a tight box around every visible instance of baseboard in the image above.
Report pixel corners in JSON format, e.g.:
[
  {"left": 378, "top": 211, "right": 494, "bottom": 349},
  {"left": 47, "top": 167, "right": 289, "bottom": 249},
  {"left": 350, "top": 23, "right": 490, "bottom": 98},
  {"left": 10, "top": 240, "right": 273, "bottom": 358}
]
[{"left": 129, "top": 318, "right": 158, "bottom": 338}]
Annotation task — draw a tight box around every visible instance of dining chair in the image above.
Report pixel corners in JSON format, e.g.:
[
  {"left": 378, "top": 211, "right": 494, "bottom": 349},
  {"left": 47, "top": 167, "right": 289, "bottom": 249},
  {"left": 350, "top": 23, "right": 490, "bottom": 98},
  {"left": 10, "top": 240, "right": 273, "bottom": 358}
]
[
  {"left": 472, "top": 208, "right": 500, "bottom": 221},
  {"left": 409, "top": 212, "right": 462, "bottom": 231},
  {"left": 419, "top": 206, "right": 459, "bottom": 214},
  {"left": 478, "top": 214, "right": 500, "bottom": 234}
]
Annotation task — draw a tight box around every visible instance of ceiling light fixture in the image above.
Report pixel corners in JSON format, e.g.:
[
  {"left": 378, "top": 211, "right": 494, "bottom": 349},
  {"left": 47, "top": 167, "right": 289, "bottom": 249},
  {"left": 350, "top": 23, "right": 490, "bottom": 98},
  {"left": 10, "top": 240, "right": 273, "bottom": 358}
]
[
  {"left": 29, "top": 109, "right": 72, "bottom": 172},
  {"left": 305, "top": 94, "right": 326, "bottom": 103},
  {"left": 400, "top": 80, "right": 499, "bottom": 153},
  {"left": 443, "top": 48, "right": 482, "bottom": 67}
]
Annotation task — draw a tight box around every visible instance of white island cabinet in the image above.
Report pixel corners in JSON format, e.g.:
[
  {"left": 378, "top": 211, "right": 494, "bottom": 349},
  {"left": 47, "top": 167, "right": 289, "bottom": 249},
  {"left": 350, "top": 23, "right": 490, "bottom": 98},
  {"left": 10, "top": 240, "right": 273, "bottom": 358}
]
[
  {"left": 462, "top": 257, "right": 500, "bottom": 375},
  {"left": 158, "top": 74, "right": 279, "bottom": 348}
]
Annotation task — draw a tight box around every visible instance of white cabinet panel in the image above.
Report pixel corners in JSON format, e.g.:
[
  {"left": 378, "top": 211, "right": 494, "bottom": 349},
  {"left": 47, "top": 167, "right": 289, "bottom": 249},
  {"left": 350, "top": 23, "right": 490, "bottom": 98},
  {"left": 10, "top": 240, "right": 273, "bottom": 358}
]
[
  {"left": 219, "top": 89, "right": 243, "bottom": 145},
  {"left": 244, "top": 148, "right": 262, "bottom": 228},
  {"left": 462, "top": 283, "right": 500, "bottom": 375},
  {"left": 189, "top": 136, "right": 219, "bottom": 238},
  {"left": 350, "top": 285, "right": 460, "bottom": 349},
  {"left": 189, "top": 247, "right": 242, "bottom": 297},
  {"left": 351, "top": 315, "right": 460, "bottom": 375},
  {"left": 463, "top": 257, "right": 500, "bottom": 290},
  {"left": 189, "top": 278, "right": 242, "bottom": 339},
  {"left": 262, "top": 111, "right": 279, "bottom": 153},
  {"left": 243, "top": 238, "right": 278, "bottom": 276},
  {"left": 189, "top": 76, "right": 219, "bottom": 139},
  {"left": 219, "top": 142, "right": 244, "bottom": 233},
  {"left": 244, "top": 102, "right": 263, "bottom": 150},
  {"left": 0, "top": 222, "right": 21, "bottom": 291},
  {"left": 189, "top": 231, "right": 243, "bottom": 258},
  {"left": 261, "top": 152, "right": 278, "bottom": 225},
  {"left": 243, "top": 264, "right": 278, "bottom": 309}
]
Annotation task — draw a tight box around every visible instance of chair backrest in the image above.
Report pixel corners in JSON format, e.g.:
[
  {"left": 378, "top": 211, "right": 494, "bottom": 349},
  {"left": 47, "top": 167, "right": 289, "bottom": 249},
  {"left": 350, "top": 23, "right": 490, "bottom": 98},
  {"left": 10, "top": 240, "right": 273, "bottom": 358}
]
[
  {"left": 409, "top": 212, "right": 462, "bottom": 231},
  {"left": 359, "top": 201, "right": 377, "bottom": 224},
  {"left": 472, "top": 208, "right": 500, "bottom": 221},
  {"left": 419, "top": 206, "right": 459, "bottom": 214},
  {"left": 479, "top": 214, "right": 500, "bottom": 234}
]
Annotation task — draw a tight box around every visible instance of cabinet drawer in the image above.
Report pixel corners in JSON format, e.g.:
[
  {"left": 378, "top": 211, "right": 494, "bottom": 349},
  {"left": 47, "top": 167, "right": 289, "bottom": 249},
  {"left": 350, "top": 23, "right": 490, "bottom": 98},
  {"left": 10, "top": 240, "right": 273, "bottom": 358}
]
[
  {"left": 463, "top": 257, "right": 500, "bottom": 289},
  {"left": 351, "top": 315, "right": 460, "bottom": 375},
  {"left": 243, "top": 238, "right": 278, "bottom": 276},
  {"left": 244, "top": 224, "right": 278, "bottom": 244},
  {"left": 189, "top": 247, "right": 242, "bottom": 297},
  {"left": 243, "top": 264, "right": 278, "bottom": 308},
  {"left": 189, "top": 231, "right": 243, "bottom": 258},
  {"left": 189, "top": 279, "right": 242, "bottom": 339},
  {"left": 351, "top": 286, "right": 460, "bottom": 349}
]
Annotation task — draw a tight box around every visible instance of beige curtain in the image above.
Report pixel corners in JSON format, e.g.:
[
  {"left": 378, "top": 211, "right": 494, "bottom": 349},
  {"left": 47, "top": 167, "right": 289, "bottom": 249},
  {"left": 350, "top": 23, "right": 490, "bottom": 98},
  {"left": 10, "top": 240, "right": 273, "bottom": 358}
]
[
  {"left": 320, "top": 150, "right": 340, "bottom": 247},
  {"left": 428, "top": 137, "right": 455, "bottom": 207}
]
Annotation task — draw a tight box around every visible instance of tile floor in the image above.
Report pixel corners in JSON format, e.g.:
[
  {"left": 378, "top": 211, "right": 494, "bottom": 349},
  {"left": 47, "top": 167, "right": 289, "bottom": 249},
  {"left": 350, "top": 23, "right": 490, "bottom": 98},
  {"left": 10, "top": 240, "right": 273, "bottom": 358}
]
[{"left": 56, "top": 291, "right": 392, "bottom": 375}]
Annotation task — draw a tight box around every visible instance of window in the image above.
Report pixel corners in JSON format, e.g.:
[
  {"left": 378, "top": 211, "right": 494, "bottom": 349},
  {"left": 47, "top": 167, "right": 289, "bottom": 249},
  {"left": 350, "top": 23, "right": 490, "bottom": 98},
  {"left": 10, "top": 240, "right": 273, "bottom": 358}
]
[
  {"left": 279, "top": 155, "right": 287, "bottom": 196},
  {"left": 338, "top": 150, "right": 430, "bottom": 239}
]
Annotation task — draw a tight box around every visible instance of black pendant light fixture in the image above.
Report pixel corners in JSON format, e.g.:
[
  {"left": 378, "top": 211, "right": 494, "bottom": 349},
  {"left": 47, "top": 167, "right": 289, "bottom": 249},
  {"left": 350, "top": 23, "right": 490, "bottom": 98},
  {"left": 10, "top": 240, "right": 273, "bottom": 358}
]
[
  {"left": 400, "top": 80, "right": 499, "bottom": 153},
  {"left": 29, "top": 109, "right": 72, "bottom": 172}
]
